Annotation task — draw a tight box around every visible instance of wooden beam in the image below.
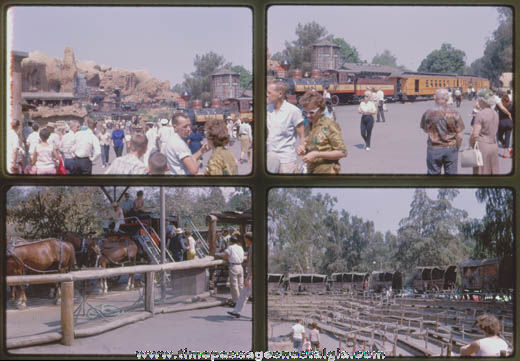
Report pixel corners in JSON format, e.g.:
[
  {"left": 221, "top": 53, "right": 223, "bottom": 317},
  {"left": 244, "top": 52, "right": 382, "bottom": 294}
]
[{"left": 60, "top": 281, "right": 74, "bottom": 346}]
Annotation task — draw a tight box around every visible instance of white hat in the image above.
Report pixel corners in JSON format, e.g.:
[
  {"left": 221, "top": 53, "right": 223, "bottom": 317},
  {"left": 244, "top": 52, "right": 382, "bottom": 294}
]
[
  {"left": 175, "top": 228, "right": 183, "bottom": 234},
  {"left": 161, "top": 118, "right": 169, "bottom": 125}
]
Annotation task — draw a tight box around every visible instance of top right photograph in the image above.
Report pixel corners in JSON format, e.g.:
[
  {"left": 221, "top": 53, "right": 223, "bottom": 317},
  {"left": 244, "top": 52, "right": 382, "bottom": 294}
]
[{"left": 267, "top": 6, "right": 513, "bottom": 175}]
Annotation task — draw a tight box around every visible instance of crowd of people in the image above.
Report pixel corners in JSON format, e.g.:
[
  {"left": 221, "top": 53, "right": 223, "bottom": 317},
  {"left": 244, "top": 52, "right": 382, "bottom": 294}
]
[
  {"left": 421, "top": 87, "right": 514, "bottom": 175},
  {"left": 7, "top": 112, "right": 252, "bottom": 176},
  {"left": 265, "top": 78, "right": 513, "bottom": 175}
]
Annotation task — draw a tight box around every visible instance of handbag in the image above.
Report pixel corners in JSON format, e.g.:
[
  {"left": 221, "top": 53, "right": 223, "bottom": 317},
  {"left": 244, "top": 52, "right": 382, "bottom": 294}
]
[
  {"left": 56, "top": 155, "right": 67, "bottom": 175},
  {"left": 461, "top": 142, "right": 484, "bottom": 168}
]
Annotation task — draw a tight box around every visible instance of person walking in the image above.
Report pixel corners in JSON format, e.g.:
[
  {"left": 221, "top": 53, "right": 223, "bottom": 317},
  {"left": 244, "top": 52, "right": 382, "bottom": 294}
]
[
  {"left": 98, "top": 126, "right": 112, "bottom": 168},
  {"left": 376, "top": 87, "right": 386, "bottom": 123},
  {"left": 223, "top": 235, "right": 244, "bottom": 307},
  {"left": 420, "top": 89, "right": 464, "bottom": 175},
  {"left": 185, "top": 230, "right": 197, "bottom": 260},
  {"left": 471, "top": 88, "right": 500, "bottom": 175},
  {"left": 111, "top": 122, "right": 125, "bottom": 158},
  {"left": 359, "top": 91, "right": 377, "bottom": 151},
  {"left": 291, "top": 319, "right": 306, "bottom": 352},
  {"left": 227, "top": 232, "right": 253, "bottom": 318},
  {"left": 238, "top": 119, "right": 253, "bottom": 164},
  {"left": 454, "top": 87, "right": 462, "bottom": 108},
  {"left": 496, "top": 94, "right": 513, "bottom": 158},
  {"left": 309, "top": 322, "right": 321, "bottom": 351}
]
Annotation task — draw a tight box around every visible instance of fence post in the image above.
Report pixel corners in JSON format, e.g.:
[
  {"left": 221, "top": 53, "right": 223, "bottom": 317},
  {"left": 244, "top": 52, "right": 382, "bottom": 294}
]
[
  {"left": 61, "top": 281, "right": 74, "bottom": 346},
  {"left": 145, "top": 271, "right": 155, "bottom": 314}
]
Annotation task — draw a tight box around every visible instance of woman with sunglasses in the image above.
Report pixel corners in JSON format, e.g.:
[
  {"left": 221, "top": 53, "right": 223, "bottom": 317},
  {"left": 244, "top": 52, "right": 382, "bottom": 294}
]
[
  {"left": 359, "top": 90, "right": 377, "bottom": 151},
  {"left": 297, "top": 90, "right": 347, "bottom": 174}
]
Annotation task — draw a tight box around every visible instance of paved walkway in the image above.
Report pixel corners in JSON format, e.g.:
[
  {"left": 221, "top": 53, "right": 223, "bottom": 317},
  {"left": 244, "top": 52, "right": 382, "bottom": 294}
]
[
  {"left": 334, "top": 99, "right": 512, "bottom": 174},
  {"left": 7, "top": 287, "right": 252, "bottom": 355}
]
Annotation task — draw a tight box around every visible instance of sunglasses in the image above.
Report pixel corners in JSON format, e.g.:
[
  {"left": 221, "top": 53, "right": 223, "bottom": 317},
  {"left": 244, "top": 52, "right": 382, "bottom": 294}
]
[{"left": 302, "top": 107, "right": 321, "bottom": 117}]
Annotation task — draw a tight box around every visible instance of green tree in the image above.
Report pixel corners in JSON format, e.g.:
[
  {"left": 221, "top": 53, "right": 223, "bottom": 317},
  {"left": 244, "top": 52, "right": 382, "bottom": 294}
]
[
  {"left": 471, "top": 8, "right": 512, "bottom": 86},
  {"left": 372, "top": 50, "right": 398, "bottom": 67},
  {"left": 271, "top": 23, "right": 360, "bottom": 73},
  {"left": 182, "top": 52, "right": 231, "bottom": 103},
  {"left": 331, "top": 37, "right": 361, "bottom": 65},
  {"left": 228, "top": 188, "right": 252, "bottom": 211},
  {"left": 7, "top": 187, "right": 105, "bottom": 238},
  {"left": 231, "top": 65, "right": 252, "bottom": 91},
  {"left": 271, "top": 22, "right": 329, "bottom": 74},
  {"left": 417, "top": 43, "right": 466, "bottom": 74},
  {"left": 268, "top": 189, "right": 333, "bottom": 273},
  {"left": 395, "top": 189, "right": 471, "bottom": 271},
  {"left": 464, "top": 189, "right": 513, "bottom": 259}
]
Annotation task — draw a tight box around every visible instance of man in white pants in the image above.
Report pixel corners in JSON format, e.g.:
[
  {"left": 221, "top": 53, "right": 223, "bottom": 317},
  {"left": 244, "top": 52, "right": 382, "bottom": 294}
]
[
  {"left": 224, "top": 235, "right": 244, "bottom": 306},
  {"left": 227, "top": 232, "right": 253, "bottom": 318}
]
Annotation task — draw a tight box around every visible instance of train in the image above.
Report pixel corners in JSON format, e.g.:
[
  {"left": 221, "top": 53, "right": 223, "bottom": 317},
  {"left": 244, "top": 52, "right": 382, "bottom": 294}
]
[
  {"left": 180, "top": 96, "right": 253, "bottom": 127},
  {"left": 278, "top": 68, "right": 490, "bottom": 105},
  {"left": 268, "top": 256, "right": 513, "bottom": 296}
]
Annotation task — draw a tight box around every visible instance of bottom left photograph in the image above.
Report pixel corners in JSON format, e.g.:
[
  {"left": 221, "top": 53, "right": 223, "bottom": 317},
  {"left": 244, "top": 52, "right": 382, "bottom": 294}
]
[{"left": 4, "top": 186, "right": 252, "bottom": 356}]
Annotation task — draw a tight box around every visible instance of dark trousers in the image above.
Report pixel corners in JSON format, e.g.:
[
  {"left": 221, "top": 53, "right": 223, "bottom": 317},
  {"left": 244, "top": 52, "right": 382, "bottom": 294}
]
[
  {"left": 101, "top": 145, "right": 110, "bottom": 165},
  {"left": 497, "top": 118, "right": 513, "bottom": 148},
  {"left": 114, "top": 145, "right": 124, "bottom": 157},
  {"left": 455, "top": 96, "right": 462, "bottom": 108},
  {"left": 426, "top": 146, "right": 458, "bottom": 175},
  {"left": 74, "top": 157, "right": 92, "bottom": 175},
  {"left": 172, "top": 250, "right": 184, "bottom": 262},
  {"left": 377, "top": 102, "right": 386, "bottom": 122},
  {"left": 360, "top": 115, "right": 374, "bottom": 147},
  {"left": 63, "top": 158, "right": 76, "bottom": 175}
]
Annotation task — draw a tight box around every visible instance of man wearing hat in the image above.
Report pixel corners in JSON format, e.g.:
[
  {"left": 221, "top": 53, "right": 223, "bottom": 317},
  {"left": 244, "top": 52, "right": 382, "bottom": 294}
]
[
  {"left": 157, "top": 118, "right": 174, "bottom": 152},
  {"left": 46, "top": 122, "right": 60, "bottom": 148},
  {"left": 104, "top": 202, "right": 125, "bottom": 234},
  {"left": 169, "top": 227, "right": 188, "bottom": 262},
  {"left": 224, "top": 235, "right": 244, "bottom": 307},
  {"left": 228, "top": 231, "right": 253, "bottom": 318}
]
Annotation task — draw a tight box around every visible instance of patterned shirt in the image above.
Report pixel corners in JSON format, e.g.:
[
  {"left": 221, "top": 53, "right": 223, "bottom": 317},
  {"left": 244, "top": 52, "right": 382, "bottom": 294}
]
[
  {"left": 420, "top": 105, "right": 464, "bottom": 148},
  {"left": 105, "top": 153, "right": 147, "bottom": 175},
  {"left": 304, "top": 115, "right": 347, "bottom": 174},
  {"left": 205, "top": 147, "right": 238, "bottom": 175}
]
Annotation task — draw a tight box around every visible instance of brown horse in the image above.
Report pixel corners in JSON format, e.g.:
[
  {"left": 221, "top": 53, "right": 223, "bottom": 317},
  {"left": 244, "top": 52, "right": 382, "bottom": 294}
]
[
  {"left": 61, "top": 231, "right": 98, "bottom": 268},
  {"left": 6, "top": 238, "right": 77, "bottom": 308},
  {"left": 89, "top": 235, "right": 138, "bottom": 294}
]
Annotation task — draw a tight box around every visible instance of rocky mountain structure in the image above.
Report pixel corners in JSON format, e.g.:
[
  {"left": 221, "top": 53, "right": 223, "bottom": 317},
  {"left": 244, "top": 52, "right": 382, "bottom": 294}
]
[{"left": 21, "top": 47, "right": 179, "bottom": 104}]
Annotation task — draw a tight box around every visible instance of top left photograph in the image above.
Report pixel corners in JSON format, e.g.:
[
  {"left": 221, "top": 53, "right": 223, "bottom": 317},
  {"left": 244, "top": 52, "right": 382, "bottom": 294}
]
[{"left": 6, "top": 6, "right": 253, "bottom": 176}]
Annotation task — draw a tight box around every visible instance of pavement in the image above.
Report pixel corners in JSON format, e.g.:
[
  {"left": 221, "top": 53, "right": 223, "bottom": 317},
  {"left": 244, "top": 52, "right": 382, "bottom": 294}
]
[
  {"left": 7, "top": 281, "right": 252, "bottom": 355},
  {"left": 92, "top": 134, "right": 252, "bottom": 175},
  {"left": 332, "top": 99, "right": 512, "bottom": 174}
]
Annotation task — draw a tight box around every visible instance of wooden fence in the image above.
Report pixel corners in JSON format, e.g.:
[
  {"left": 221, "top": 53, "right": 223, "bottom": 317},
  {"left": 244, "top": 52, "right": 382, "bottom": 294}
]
[{"left": 6, "top": 257, "right": 225, "bottom": 348}]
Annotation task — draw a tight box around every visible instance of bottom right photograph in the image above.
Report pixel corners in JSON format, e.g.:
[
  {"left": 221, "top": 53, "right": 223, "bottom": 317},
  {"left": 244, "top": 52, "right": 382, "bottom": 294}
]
[{"left": 267, "top": 188, "right": 514, "bottom": 357}]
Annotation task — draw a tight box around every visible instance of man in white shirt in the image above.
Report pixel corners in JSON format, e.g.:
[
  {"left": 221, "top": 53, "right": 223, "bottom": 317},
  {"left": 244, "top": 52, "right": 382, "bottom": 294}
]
[
  {"left": 157, "top": 118, "right": 175, "bottom": 152},
  {"left": 238, "top": 120, "right": 252, "bottom": 164},
  {"left": 376, "top": 87, "right": 386, "bottom": 123},
  {"left": 59, "top": 120, "right": 80, "bottom": 174},
  {"left": 266, "top": 80, "right": 304, "bottom": 173},
  {"left": 7, "top": 119, "right": 21, "bottom": 173},
  {"left": 26, "top": 123, "right": 40, "bottom": 159},
  {"left": 163, "top": 113, "right": 208, "bottom": 175},
  {"left": 223, "top": 235, "right": 244, "bottom": 305},
  {"left": 105, "top": 134, "right": 148, "bottom": 175},
  {"left": 73, "top": 118, "right": 101, "bottom": 175},
  {"left": 46, "top": 122, "right": 60, "bottom": 148},
  {"left": 104, "top": 202, "right": 125, "bottom": 233},
  {"left": 291, "top": 319, "right": 306, "bottom": 352}
]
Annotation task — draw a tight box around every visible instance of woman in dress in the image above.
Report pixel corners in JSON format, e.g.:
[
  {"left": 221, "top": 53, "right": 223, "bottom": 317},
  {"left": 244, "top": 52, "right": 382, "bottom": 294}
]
[
  {"left": 31, "top": 128, "right": 59, "bottom": 175},
  {"left": 297, "top": 90, "right": 347, "bottom": 174},
  {"left": 496, "top": 94, "right": 513, "bottom": 158},
  {"left": 471, "top": 88, "right": 499, "bottom": 175}
]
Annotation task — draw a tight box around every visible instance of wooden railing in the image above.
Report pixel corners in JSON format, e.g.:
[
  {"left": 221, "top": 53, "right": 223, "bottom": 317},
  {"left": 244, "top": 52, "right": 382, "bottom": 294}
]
[{"left": 7, "top": 256, "right": 225, "bottom": 347}]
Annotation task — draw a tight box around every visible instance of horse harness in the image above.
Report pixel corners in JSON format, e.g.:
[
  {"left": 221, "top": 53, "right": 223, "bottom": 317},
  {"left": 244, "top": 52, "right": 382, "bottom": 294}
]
[
  {"left": 7, "top": 238, "right": 65, "bottom": 274},
  {"left": 95, "top": 238, "right": 132, "bottom": 267}
]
